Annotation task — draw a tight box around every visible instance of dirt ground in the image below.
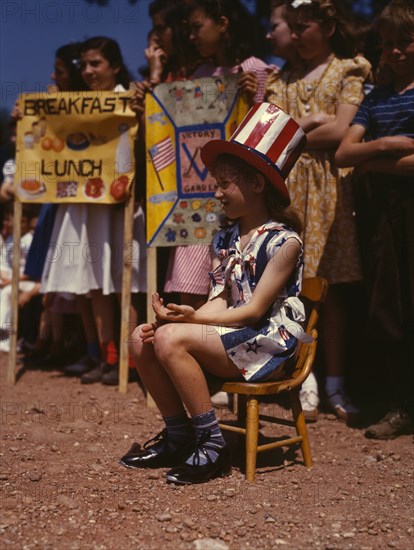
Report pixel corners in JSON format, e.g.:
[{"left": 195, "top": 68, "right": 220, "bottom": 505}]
[{"left": 1, "top": 352, "right": 413, "bottom": 550}]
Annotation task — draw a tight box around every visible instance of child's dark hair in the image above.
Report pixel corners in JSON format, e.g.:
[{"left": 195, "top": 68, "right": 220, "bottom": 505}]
[
  {"left": 187, "top": 0, "right": 268, "bottom": 63},
  {"left": 270, "top": 0, "right": 287, "bottom": 13},
  {"left": 149, "top": 0, "right": 188, "bottom": 49},
  {"left": 351, "top": 17, "right": 382, "bottom": 74},
  {"left": 148, "top": 0, "right": 198, "bottom": 77},
  {"left": 80, "top": 37, "right": 131, "bottom": 89},
  {"left": 285, "top": 0, "right": 358, "bottom": 58},
  {"left": 375, "top": 0, "right": 414, "bottom": 38},
  {"left": 55, "top": 42, "right": 87, "bottom": 91},
  {"left": 0, "top": 203, "right": 39, "bottom": 220},
  {"left": 22, "top": 204, "right": 41, "bottom": 220},
  {"left": 214, "top": 154, "right": 303, "bottom": 234}
]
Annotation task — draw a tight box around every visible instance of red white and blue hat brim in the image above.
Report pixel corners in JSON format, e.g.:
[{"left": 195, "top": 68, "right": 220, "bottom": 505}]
[{"left": 201, "top": 139, "right": 291, "bottom": 206}]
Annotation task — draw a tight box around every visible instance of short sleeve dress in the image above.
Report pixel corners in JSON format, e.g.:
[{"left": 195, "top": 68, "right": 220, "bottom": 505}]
[
  {"left": 265, "top": 56, "right": 372, "bottom": 284},
  {"left": 209, "top": 221, "right": 311, "bottom": 382}
]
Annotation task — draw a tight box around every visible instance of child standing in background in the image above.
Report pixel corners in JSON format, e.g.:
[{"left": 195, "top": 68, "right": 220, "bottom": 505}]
[
  {"left": 335, "top": 0, "right": 414, "bottom": 439},
  {"left": 266, "top": 0, "right": 321, "bottom": 422},
  {"left": 265, "top": 0, "right": 371, "bottom": 422},
  {"left": 41, "top": 37, "right": 146, "bottom": 385},
  {"left": 164, "top": 0, "right": 270, "bottom": 312},
  {"left": 0, "top": 206, "right": 39, "bottom": 353}
]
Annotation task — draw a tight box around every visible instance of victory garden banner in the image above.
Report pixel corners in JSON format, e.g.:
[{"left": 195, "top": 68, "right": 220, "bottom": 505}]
[
  {"left": 146, "top": 75, "right": 248, "bottom": 246},
  {"left": 15, "top": 91, "right": 137, "bottom": 204}
]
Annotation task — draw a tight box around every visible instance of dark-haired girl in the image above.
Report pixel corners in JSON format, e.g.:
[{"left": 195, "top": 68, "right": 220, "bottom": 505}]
[
  {"left": 164, "top": 0, "right": 271, "bottom": 314},
  {"left": 41, "top": 37, "right": 146, "bottom": 385}
]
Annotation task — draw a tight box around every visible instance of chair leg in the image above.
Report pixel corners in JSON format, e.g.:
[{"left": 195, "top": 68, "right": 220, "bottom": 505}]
[
  {"left": 290, "top": 390, "right": 313, "bottom": 468},
  {"left": 245, "top": 397, "right": 259, "bottom": 482}
]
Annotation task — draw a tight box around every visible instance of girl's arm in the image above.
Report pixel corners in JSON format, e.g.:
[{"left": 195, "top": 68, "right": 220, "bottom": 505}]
[
  {"left": 18, "top": 282, "right": 40, "bottom": 308},
  {"left": 145, "top": 44, "right": 166, "bottom": 86},
  {"left": 0, "top": 180, "right": 14, "bottom": 202},
  {"left": 302, "top": 104, "right": 359, "bottom": 149},
  {"left": 129, "top": 80, "right": 152, "bottom": 116},
  {"left": 153, "top": 238, "right": 301, "bottom": 327},
  {"left": 357, "top": 154, "right": 414, "bottom": 177},
  {"left": 335, "top": 125, "right": 414, "bottom": 167},
  {"left": 296, "top": 113, "right": 335, "bottom": 133},
  {"left": 238, "top": 72, "right": 258, "bottom": 106}
]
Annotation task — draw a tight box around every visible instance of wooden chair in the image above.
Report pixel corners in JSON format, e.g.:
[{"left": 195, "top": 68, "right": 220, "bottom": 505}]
[{"left": 219, "top": 276, "right": 328, "bottom": 482}]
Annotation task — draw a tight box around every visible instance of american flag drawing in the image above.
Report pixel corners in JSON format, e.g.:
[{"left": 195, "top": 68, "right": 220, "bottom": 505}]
[{"left": 149, "top": 136, "right": 175, "bottom": 173}]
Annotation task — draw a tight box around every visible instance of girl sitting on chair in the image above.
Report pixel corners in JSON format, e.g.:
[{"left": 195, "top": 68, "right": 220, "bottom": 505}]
[{"left": 121, "top": 103, "right": 312, "bottom": 485}]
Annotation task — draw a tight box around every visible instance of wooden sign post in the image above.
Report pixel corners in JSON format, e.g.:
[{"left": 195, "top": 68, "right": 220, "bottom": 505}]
[
  {"left": 118, "top": 178, "right": 135, "bottom": 394},
  {"left": 7, "top": 200, "right": 22, "bottom": 385}
]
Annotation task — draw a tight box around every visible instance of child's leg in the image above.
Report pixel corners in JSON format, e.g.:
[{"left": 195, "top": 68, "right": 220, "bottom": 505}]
[
  {"left": 123, "top": 322, "right": 239, "bottom": 481},
  {"left": 64, "top": 295, "right": 102, "bottom": 377},
  {"left": 90, "top": 290, "right": 117, "bottom": 348},
  {"left": 322, "top": 285, "right": 359, "bottom": 420},
  {"left": 129, "top": 324, "right": 187, "bottom": 417},
  {"left": 130, "top": 322, "right": 240, "bottom": 416},
  {"left": 151, "top": 323, "right": 238, "bottom": 483},
  {"left": 76, "top": 295, "right": 100, "bottom": 352},
  {"left": 151, "top": 322, "right": 241, "bottom": 416},
  {"left": 0, "top": 285, "right": 12, "bottom": 351},
  {"left": 91, "top": 290, "right": 119, "bottom": 380}
]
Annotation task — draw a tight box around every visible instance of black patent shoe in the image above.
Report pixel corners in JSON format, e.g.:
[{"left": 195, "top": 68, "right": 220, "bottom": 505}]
[
  {"left": 119, "top": 430, "right": 194, "bottom": 469},
  {"left": 166, "top": 436, "right": 231, "bottom": 485}
]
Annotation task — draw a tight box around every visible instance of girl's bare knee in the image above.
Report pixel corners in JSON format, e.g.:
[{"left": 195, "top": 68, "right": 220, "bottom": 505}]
[
  {"left": 129, "top": 325, "right": 144, "bottom": 357},
  {"left": 153, "top": 324, "right": 184, "bottom": 360}
]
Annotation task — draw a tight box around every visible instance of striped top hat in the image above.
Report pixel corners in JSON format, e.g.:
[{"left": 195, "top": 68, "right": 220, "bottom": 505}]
[{"left": 201, "top": 102, "right": 306, "bottom": 206}]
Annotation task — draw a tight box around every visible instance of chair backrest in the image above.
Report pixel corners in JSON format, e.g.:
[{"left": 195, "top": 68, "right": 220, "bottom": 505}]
[
  {"left": 287, "top": 277, "right": 328, "bottom": 384},
  {"left": 301, "top": 277, "right": 329, "bottom": 334}
]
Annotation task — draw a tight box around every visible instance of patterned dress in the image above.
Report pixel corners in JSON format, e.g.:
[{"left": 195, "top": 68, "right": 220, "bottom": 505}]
[
  {"left": 209, "top": 221, "right": 311, "bottom": 382},
  {"left": 266, "top": 55, "right": 372, "bottom": 284}
]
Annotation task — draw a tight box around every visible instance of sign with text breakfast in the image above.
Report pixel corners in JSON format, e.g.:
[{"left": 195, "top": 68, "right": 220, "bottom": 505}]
[
  {"left": 146, "top": 74, "right": 248, "bottom": 247},
  {"left": 15, "top": 91, "right": 138, "bottom": 204}
]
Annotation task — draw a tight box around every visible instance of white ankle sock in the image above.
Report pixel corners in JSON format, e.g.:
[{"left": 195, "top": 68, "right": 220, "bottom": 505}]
[
  {"left": 302, "top": 371, "right": 318, "bottom": 394},
  {"left": 300, "top": 371, "right": 319, "bottom": 409}
]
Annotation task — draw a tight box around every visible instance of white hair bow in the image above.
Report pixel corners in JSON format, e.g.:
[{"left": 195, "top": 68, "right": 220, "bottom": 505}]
[{"left": 291, "top": 0, "right": 313, "bottom": 8}]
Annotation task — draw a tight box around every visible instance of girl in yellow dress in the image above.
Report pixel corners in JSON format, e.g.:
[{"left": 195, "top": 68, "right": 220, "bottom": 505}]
[{"left": 265, "top": 0, "right": 371, "bottom": 421}]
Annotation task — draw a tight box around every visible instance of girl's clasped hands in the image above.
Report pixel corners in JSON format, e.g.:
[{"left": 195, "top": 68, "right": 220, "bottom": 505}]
[{"left": 139, "top": 292, "right": 197, "bottom": 344}]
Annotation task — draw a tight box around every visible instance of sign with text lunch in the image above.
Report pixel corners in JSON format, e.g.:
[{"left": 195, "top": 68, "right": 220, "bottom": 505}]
[
  {"left": 146, "top": 75, "right": 249, "bottom": 247},
  {"left": 15, "top": 91, "right": 137, "bottom": 204}
]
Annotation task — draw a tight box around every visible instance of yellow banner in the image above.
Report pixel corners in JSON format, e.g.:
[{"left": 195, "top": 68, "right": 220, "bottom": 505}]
[
  {"left": 15, "top": 91, "right": 138, "bottom": 204},
  {"left": 146, "top": 75, "right": 248, "bottom": 246}
]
